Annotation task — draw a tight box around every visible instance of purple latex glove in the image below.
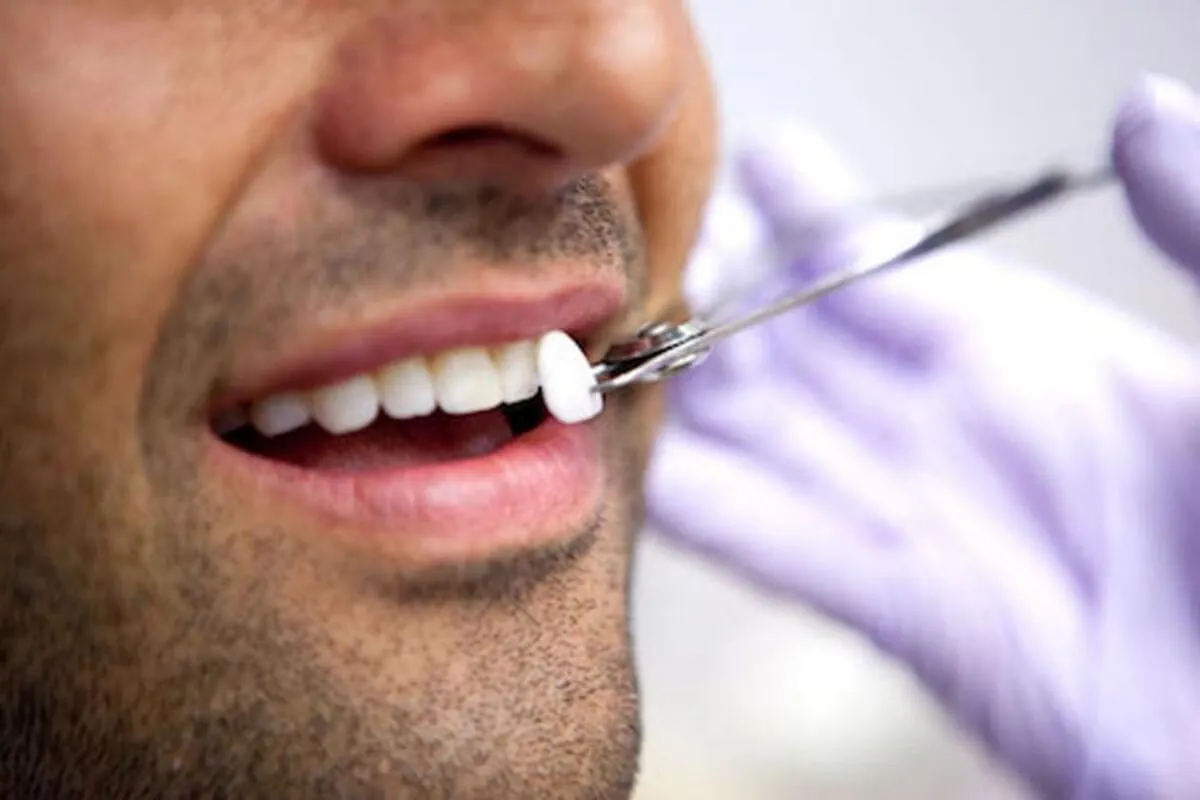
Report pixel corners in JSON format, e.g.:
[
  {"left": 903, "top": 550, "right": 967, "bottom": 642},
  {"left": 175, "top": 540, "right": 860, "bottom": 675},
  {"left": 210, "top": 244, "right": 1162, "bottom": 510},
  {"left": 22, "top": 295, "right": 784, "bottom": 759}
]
[{"left": 648, "top": 75, "right": 1200, "bottom": 800}]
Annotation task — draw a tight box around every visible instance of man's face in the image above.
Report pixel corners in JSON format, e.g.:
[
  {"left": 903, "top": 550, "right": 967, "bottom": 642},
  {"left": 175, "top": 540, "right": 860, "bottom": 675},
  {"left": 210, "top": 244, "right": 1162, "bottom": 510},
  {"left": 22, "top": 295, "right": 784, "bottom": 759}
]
[{"left": 0, "top": 1, "right": 716, "bottom": 797}]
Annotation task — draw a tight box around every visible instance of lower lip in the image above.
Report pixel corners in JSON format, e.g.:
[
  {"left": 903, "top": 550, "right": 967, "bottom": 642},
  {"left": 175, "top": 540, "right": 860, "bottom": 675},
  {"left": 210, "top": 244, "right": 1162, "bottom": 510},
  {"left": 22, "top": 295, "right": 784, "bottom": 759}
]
[{"left": 206, "top": 417, "right": 605, "bottom": 565}]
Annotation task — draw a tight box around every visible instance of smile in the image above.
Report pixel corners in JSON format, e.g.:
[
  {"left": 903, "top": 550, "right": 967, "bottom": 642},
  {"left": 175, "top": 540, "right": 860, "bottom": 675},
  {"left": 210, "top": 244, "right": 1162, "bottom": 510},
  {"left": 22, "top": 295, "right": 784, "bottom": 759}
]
[{"left": 205, "top": 284, "right": 625, "bottom": 566}]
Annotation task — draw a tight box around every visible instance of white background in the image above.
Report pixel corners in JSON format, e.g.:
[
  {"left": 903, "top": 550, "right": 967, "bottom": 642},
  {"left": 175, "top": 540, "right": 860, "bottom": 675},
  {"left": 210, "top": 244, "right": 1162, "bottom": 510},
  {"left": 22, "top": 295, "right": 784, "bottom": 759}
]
[{"left": 632, "top": 3, "right": 1200, "bottom": 798}]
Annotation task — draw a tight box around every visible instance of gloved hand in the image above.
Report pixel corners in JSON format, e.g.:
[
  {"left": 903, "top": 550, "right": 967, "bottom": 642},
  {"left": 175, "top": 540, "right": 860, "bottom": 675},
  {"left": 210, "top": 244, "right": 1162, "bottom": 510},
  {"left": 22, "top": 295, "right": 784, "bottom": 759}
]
[{"left": 648, "top": 75, "right": 1200, "bottom": 800}]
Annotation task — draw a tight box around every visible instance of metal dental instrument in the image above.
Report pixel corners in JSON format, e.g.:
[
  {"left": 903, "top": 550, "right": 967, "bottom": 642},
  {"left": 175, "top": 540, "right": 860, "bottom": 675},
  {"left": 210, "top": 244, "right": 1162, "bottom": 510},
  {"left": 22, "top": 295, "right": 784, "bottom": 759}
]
[{"left": 591, "top": 165, "right": 1115, "bottom": 394}]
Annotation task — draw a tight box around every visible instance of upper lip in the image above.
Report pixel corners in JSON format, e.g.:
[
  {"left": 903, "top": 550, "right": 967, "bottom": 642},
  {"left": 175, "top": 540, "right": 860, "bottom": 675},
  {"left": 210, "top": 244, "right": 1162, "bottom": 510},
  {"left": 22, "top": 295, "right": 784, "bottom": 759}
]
[{"left": 210, "top": 277, "right": 628, "bottom": 416}]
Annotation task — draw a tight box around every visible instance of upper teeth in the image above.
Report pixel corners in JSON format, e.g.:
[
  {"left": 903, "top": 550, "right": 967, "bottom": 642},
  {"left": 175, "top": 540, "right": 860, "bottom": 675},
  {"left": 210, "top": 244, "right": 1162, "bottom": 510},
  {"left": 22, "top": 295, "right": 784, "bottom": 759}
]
[{"left": 234, "top": 330, "right": 601, "bottom": 437}]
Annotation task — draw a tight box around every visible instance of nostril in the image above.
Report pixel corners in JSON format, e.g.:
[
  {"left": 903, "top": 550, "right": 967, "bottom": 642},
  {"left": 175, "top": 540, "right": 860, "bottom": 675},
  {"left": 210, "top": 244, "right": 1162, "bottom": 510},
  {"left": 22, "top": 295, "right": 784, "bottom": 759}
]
[
  {"left": 430, "top": 126, "right": 494, "bottom": 147},
  {"left": 424, "top": 125, "right": 562, "bottom": 157},
  {"left": 386, "top": 124, "right": 570, "bottom": 189},
  {"left": 427, "top": 125, "right": 566, "bottom": 158}
]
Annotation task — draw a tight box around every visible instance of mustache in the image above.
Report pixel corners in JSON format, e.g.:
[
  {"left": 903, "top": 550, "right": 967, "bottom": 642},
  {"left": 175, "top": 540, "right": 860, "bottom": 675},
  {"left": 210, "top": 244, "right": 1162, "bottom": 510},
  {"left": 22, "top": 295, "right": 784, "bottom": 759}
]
[
  {"left": 144, "top": 175, "right": 643, "bottom": 410},
  {"left": 213, "top": 174, "right": 637, "bottom": 330}
]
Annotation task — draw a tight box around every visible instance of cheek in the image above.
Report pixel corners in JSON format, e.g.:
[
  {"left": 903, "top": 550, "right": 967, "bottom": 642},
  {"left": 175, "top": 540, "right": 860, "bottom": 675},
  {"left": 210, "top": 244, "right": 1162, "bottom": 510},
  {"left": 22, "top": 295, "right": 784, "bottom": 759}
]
[
  {"left": 0, "top": 6, "right": 324, "bottom": 472},
  {"left": 0, "top": 8, "right": 237, "bottom": 289},
  {"left": 617, "top": 23, "right": 716, "bottom": 459},
  {"left": 627, "top": 22, "right": 718, "bottom": 324}
]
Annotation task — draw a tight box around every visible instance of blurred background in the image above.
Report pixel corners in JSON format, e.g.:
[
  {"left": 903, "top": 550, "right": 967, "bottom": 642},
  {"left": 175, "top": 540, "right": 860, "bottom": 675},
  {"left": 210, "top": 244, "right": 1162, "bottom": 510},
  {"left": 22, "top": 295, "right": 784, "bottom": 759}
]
[{"left": 631, "top": 2, "right": 1200, "bottom": 798}]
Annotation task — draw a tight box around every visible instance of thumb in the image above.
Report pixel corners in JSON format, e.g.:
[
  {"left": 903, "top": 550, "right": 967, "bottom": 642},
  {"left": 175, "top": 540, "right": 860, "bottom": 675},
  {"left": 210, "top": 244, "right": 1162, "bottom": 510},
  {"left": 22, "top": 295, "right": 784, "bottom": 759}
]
[
  {"left": 734, "top": 123, "right": 872, "bottom": 239},
  {"left": 1112, "top": 74, "right": 1200, "bottom": 279},
  {"left": 732, "top": 123, "right": 934, "bottom": 293}
]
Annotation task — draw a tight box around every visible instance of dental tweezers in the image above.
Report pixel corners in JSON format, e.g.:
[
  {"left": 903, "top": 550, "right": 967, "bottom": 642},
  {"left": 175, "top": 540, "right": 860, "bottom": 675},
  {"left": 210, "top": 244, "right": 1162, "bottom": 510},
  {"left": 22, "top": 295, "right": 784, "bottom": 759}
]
[{"left": 591, "top": 165, "right": 1114, "bottom": 394}]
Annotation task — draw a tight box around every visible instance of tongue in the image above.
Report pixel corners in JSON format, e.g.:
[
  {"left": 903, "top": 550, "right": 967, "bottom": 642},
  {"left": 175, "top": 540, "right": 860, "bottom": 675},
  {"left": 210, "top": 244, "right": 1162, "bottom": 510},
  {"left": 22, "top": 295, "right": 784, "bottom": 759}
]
[{"left": 239, "top": 410, "right": 514, "bottom": 471}]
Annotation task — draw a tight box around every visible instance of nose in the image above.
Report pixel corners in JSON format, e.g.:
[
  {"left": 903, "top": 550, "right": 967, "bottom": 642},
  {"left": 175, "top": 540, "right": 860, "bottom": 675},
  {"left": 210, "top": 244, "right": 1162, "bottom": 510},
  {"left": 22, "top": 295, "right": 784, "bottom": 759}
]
[{"left": 313, "top": 3, "right": 689, "bottom": 192}]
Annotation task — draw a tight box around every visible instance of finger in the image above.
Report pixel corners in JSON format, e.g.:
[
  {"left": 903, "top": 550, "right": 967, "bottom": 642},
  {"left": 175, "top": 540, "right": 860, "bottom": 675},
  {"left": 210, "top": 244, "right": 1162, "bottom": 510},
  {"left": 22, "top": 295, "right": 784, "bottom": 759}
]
[
  {"left": 762, "top": 311, "right": 921, "bottom": 449},
  {"left": 732, "top": 124, "right": 999, "bottom": 358},
  {"left": 735, "top": 121, "right": 884, "bottom": 288},
  {"left": 645, "top": 424, "right": 889, "bottom": 628},
  {"left": 735, "top": 122, "right": 869, "bottom": 238},
  {"left": 821, "top": 244, "right": 1028, "bottom": 346},
  {"left": 665, "top": 356, "right": 922, "bottom": 542},
  {"left": 1112, "top": 74, "right": 1200, "bottom": 279},
  {"left": 662, "top": 293, "right": 917, "bottom": 465},
  {"left": 662, "top": 309, "right": 786, "bottom": 423},
  {"left": 683, "top": 185, "right": 775, "bottom": 314}
]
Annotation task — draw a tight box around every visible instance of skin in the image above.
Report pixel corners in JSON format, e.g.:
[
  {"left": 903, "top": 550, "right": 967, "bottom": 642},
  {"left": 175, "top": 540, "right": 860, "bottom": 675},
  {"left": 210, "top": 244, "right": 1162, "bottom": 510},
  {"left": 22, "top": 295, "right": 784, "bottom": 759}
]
[{"left": 0, "top": 2, "right": 716, "bottom": 798}]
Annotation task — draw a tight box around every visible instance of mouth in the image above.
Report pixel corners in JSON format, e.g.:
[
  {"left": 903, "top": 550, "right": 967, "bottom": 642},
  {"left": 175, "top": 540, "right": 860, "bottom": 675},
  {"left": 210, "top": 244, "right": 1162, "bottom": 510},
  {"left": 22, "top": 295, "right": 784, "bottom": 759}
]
[{"left": 206, "top": 285, "right": 623, "bottom": 566}]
